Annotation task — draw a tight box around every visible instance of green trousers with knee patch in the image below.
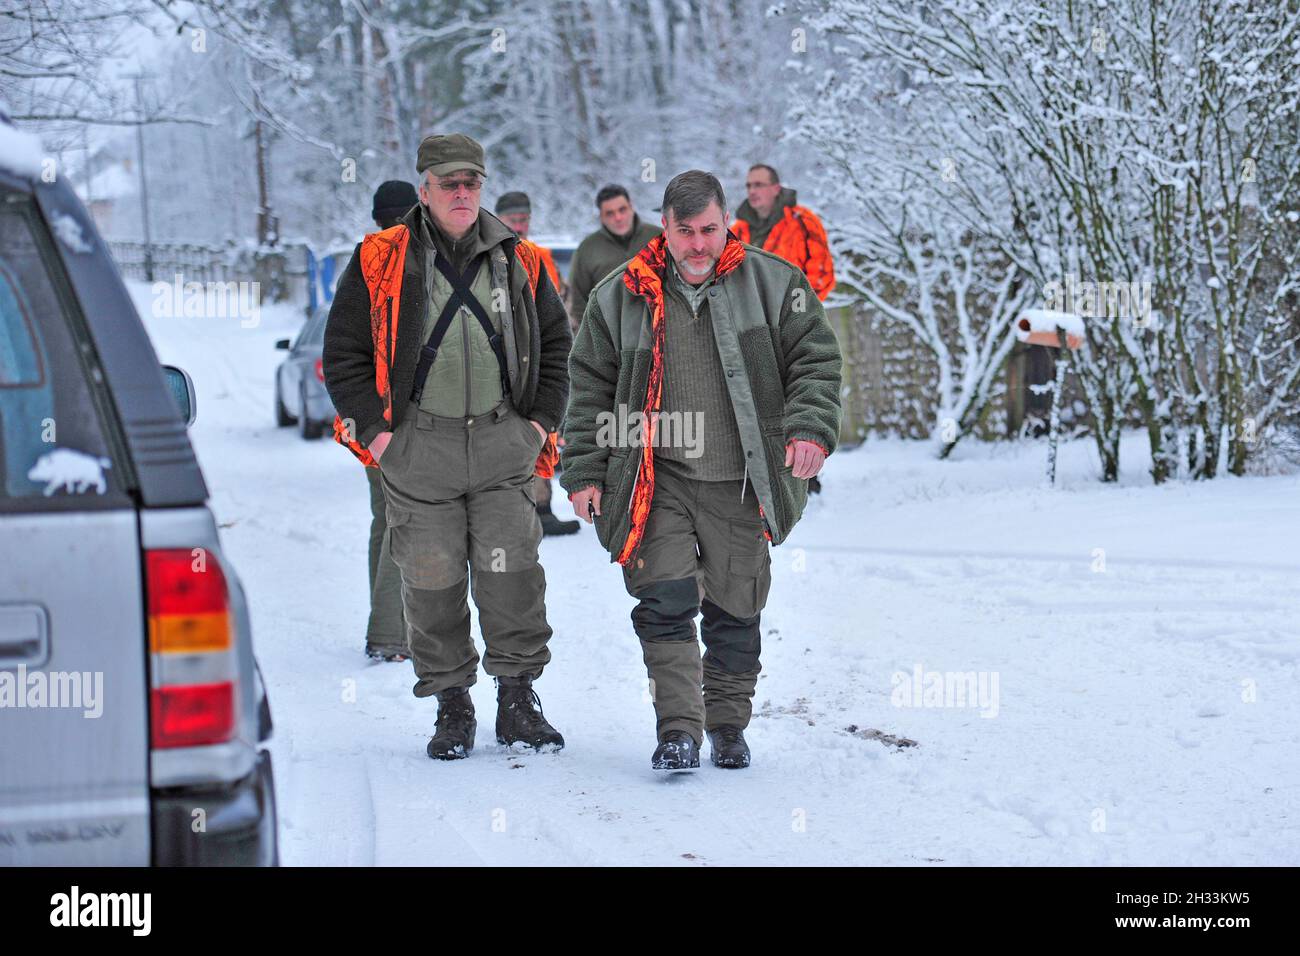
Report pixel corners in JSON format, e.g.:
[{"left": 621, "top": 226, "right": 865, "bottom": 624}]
[
  {"left": 378, "top": 400, "right": 554, "bottom": 697},
  {"left": 622, "top": 464, "right": 772, "bottom": 743}
]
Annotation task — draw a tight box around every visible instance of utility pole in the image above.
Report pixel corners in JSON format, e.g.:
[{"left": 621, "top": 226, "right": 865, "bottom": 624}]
[
  {"left": 252, "top": 83, "right": 276, "bottom": 248},
  {"left": 129, "top": 73, "right": 155, "bottom": 281}
]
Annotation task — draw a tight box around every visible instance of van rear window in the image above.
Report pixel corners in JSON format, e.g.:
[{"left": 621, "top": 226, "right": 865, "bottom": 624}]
[{"left": 0, "top": 198, "right": 129, "bottom": 511}]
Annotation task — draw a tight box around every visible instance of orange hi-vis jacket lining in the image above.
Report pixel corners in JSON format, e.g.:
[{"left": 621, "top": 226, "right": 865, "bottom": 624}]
[
  {"left": 332, "top": 226, "right": 559, "bottom": 477},
  {"left": 616, "top": 233, "right": 752, "bottom": 567},
  {"left": 731, "top": 205, "right": 835, "bottom": 301},
  {"left": 535, "top": 244, "right": 562, "bottom": 291}
]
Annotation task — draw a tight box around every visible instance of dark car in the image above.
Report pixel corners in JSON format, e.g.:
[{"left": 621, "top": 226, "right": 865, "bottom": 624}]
[
  {"left": 274, "top": 305, "right": 335, "bottom": 439},
  {"left": 0, "top": 116, "right": 277, "bottom": 866}
]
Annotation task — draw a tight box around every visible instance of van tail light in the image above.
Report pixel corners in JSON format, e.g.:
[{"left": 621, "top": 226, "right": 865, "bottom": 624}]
[
  {"left": 151, "top": 684, "right": 235, "bottom": 749},
  {"left": 146, "top": 549, "right": 236, "bottom": 749},
  {"left": 314, "top": 358, "right": 325, "bottom": 383}
]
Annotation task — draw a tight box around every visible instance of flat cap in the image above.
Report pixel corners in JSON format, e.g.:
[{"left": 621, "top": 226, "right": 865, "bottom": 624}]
[
  {"left": 494, "top": 191, "right": 531, "bottom": 215},
  {"left": 416, "top": 133, "right": 487, "bottom": 177}
]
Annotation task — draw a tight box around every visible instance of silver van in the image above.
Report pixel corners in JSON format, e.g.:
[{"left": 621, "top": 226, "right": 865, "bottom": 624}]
[{"left": 0, "top": 118, "right": 277, "bottom": 865}]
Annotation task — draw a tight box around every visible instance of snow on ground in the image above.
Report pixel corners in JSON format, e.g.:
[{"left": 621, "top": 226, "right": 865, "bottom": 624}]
[{"left": 132, "top": 280, "right": 1300, "bottom": 866}]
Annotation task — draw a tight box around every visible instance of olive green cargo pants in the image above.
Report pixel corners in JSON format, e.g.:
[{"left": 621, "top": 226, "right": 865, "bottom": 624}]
[
  {"left": 378, "top": 399, "right": 553, "bottom": 698},
  {"left": 622, "top": 465, "right": 772, "bottom": 744},
  {"left": 365, "top": 466, "right": 407, "bottom": 650}
]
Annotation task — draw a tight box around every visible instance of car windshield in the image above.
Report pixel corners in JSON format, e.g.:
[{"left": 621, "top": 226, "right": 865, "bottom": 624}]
[{"left": 296, "top": 309, "right": 328, "bottom": 348}]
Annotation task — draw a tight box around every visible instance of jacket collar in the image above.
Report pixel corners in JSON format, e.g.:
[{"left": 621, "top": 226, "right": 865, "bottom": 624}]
[
  {"left": 623, "top": 233, "right": 745, "bottom": 308},
  {"left": 406, "top": 204, "right": 516, "bottom": 258},
  {"left": 735, "top": 186, "right": 798, "bottom": 229}
]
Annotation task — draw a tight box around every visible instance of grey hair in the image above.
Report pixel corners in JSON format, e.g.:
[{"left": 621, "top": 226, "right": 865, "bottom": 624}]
[{"left": 661, "top": 170, "right": 727, "bottom": 224}]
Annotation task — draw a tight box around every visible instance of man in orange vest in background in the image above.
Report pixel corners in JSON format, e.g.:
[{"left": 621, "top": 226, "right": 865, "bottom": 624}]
[
  {"left": 731, "top": 164, "right": 835, "bottom": 302},
  {"left": 361, "top": 180, "right": 417, "bottom": 662},
  {"left": 732, "top": 164, "right": 836, "bottom": 493},
  {"left": 495, "top": 190, "right": 579, "bottom": 536},
  {"left": 495, "top": 191, "right": 566, "bottom": 301}
]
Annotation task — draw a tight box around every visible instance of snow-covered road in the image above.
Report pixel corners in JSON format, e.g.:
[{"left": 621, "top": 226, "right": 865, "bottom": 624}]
[{"left": 136, "top": 282, "right": 1300, "bottom": 866}]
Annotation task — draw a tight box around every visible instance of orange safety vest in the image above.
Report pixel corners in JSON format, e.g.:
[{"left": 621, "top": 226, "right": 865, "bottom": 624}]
[
  {"left": 535, "top": 244, "right": 563, "bottom": 292},
  {"left": 332, "top": 226, "right": 560, "bottom": 477},
  {"left": 731, "top": 205, "right": 835, "bottom": 301}
]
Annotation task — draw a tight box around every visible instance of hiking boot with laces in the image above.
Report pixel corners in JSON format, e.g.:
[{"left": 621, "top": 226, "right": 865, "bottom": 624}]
[
  {"left": 706, "top": 726, "right": 751, "bottom": 769},
  {"left": 495, "top": 676, "right": 565, "bottom": 751},
  {"left": 426, "top": 686, "right": 476, "bottom": 760},
  {"left": 651, "top": 730, "right": 701, "bottom": 771}
]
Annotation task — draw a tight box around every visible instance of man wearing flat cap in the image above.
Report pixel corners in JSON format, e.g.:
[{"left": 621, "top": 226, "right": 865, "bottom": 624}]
[
  {"left": 323, "top": 133, "right": 573, "bottom": 760},
  {"left": 494, "top": 191, "right": 566, "bottom": 301}
]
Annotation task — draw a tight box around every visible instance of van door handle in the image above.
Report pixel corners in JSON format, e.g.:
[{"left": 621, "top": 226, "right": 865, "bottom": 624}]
[{"left": 0, "top": 605, "right": 50, "bottom": 669}]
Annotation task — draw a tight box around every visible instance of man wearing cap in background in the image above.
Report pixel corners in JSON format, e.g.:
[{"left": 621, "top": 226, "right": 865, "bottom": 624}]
[
  {"left": 495, "top": 191, "right": 566, "bottom": 301},
  {"left": 360, "top": 181, "right": 418, "bottom": 661},
  {"left": 324, "top": 133, "right": 572, "bottom": 760},
  {"left": 495, "top": 190, "right": 581, "bottom": 538},
  {"left": 568, "top": 184, "right": 661, "bottom": 329}
]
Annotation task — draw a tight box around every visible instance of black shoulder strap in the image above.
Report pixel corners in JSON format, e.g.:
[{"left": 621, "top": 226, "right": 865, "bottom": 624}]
[{"left": 409, "top": 251, "right": 511, "bottom": 403}]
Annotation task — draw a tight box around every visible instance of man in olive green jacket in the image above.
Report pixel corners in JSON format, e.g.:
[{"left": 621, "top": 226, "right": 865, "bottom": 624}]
[
  {"left": 567, "top": 184, "right": 661, "bottom": 327},
  {"left": 561, "top": 170, "right": 842, "bottom": 771},
  {"left": 324, "top": 134, "right": 571, "bottom": 762}
]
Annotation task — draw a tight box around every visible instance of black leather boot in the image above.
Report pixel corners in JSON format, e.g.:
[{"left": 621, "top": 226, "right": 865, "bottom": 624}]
[
  {"left": 651, "top": 730, "right": 701, "bottom": 771},
  {"left": 426, "top": 686, "right": 476, "bottom": 760},
  {"left": 706, "top": 726, "right": 751, "bottom": 769},
  {"left": 495, "top": 676, "right": 565, "bottom": 751}
]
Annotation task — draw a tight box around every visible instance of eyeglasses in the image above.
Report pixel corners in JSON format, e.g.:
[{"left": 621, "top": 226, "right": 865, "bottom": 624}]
[{"left": 435, "top": 178, "right": 483, "bottom": 193}]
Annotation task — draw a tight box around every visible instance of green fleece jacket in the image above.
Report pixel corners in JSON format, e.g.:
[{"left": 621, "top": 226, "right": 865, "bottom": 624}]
[{"left": 561, "top": 244, "right": 843, "bottom": 557}]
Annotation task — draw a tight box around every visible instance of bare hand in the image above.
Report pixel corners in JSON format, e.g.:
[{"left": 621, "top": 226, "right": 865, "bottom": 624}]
[
  {"left": 369, "top": 431, "right": 394, "bottom": 462},
  {"left": 529, "top": 419, "right": 547, "bottom": 441},
  {"left": 784, "top": 439, "right": 826, "bottom": 479},
  {"left": 569, "top": 485, "right": 602, "bottom": 522}
]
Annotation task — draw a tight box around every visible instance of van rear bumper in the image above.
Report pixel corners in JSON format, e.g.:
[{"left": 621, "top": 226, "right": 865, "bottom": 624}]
[{"left": 151, "top": 749, "right": 277, "bottom": 866}]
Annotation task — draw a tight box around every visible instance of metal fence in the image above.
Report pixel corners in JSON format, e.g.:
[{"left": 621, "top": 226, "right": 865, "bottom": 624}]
[{"left": 105, "top": 239, "right": 311, "bottom": 303}]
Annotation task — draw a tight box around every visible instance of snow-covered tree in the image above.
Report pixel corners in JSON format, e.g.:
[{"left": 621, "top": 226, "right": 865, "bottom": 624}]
[{"left": 799, "top": 0, "right": 1300, "bottom": 481}]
